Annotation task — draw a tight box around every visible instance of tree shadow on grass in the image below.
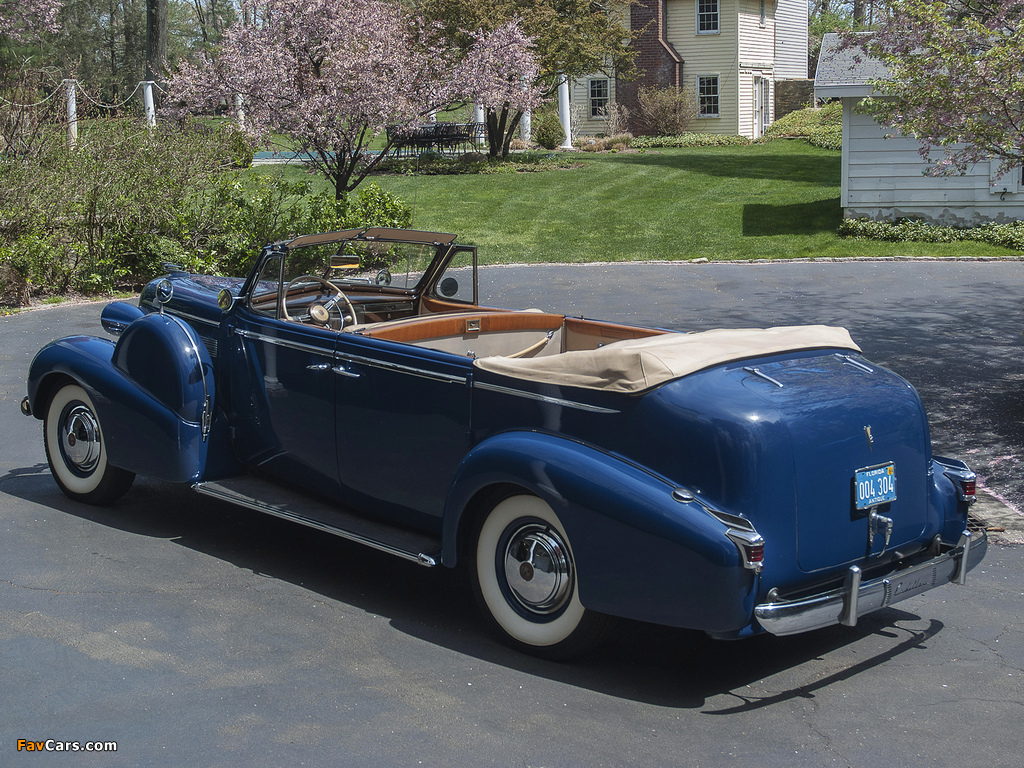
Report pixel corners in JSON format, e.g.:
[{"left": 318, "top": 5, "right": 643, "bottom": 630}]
[
  {"left": 743, "top": 197, "right": 842, "bottom": 236},
  {"left": 606, "top": 148, "right": 841, "bottom": 186}
]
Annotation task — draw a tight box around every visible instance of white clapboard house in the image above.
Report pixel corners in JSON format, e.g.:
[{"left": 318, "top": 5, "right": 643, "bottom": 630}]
[{"left": 815, "top": 32, "right": 1023, "bottom": 225}]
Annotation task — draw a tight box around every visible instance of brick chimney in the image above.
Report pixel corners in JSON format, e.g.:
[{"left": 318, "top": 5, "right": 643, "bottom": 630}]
[{"left": 618, "top": 0, "right": 684, "bottom": 134}]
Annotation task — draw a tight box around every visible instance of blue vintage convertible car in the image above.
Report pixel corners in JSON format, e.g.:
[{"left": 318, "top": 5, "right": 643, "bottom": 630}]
[{"left": 22, "top": 228, "right": 986, "bottom": 658}]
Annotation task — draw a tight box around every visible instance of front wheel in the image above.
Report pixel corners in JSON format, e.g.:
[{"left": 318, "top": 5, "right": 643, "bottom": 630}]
[
  {"left": 470, "top": 494, "right": 614, "bottom": 660},
  {"left": 43, "top": 383, "right": 135, "bottom": 505}
]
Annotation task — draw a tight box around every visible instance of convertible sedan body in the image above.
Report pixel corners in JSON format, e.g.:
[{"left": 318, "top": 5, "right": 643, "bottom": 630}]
[{"left": 22, "top": 228, "right": 986, "bottom": 658}]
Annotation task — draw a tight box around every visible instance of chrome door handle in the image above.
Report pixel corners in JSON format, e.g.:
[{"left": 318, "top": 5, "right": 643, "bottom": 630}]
[{"left": 332, "top": 365, "right": 360, "bottom": 378}]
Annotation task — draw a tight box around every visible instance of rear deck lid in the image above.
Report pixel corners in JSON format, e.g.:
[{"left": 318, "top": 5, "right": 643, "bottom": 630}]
[{"left": 742, "top": 353, "right": 932, "bottom": 573}]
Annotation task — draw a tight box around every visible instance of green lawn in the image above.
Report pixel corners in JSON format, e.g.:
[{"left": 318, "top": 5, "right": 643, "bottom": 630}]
[{"left": 257, "top": 142, "right": 1018, "bottom": 263}]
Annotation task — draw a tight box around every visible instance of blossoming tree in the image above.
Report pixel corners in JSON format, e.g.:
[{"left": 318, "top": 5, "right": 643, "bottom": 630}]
[
  {"left": 0, "top": 0, "right": 61, "bottom": 40},
  {"left": 166, "top": 0, "right": 540, "bottom": 198},
  {"left": 849, "top": 0, "right": 1024, "bottom": 177}
]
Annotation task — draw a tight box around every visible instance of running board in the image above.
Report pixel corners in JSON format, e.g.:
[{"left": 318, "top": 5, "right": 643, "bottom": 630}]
[{"left": 193, "top": 475, "right": 442, "bottom": 567}]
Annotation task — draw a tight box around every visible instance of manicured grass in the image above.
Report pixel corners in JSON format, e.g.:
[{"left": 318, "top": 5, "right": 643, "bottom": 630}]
[{"left": 256, "top": 142, "right": 1019, "bottom": 263}]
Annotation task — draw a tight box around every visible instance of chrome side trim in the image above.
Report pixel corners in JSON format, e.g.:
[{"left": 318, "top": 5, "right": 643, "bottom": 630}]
[
  {"left": 755, "top": 530, "right": 988, "bottom": 636},
  {"left": 335, "top": 351, "right": 468, "bottom": 385},
  {"left": 170, "top": 309, "right": 220, "bottom": 329},
  {"left": 234, "top": 328, "right": 332, "bottom": 357},
  {"left": 473, "top": 381, "right": 620, "bottom": 414},
  {"left": 235, "top": 328, "right": 468, "bottom": 385}
]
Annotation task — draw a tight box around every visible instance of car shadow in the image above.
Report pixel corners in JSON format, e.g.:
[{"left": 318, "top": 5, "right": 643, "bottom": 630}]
[{"left": 3, "top": 466, "right": 945, "bottom": 710}]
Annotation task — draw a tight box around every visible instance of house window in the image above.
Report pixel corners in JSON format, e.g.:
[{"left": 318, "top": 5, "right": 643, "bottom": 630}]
[
  {"left": 589, "top": 79, "right": 609, "bottom": 118},
  {"left": 698, "top": 76, "right": 720, "bottom": 117},
  {"left": 697, "top": 0, "right": 719, "bottom": 34}
]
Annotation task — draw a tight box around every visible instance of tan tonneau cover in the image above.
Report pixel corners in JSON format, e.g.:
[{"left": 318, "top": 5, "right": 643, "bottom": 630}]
[{"left": 473, "top": 325, "right": 861, "bottom": 393}]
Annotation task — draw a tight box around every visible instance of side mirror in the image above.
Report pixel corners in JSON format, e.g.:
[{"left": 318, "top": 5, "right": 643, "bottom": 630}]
[
  {"left": 217, "top": 289, "right": 236, "bottom": 312},
  {"left": 439, "top": 277, "right": 459, "bottom": 297}
]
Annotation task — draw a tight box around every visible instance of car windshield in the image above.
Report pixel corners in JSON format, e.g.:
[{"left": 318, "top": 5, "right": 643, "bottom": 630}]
[
  {"left": 325, "top": 238, "right": 439, "bottom": 289},
  {"left": 280, "top": 229, "right": 455, "bottom": 291}
]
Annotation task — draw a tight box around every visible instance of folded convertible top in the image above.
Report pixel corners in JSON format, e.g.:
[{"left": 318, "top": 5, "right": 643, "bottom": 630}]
[{"left": 474, "top": 325, "right": 861, "bottom": 393}]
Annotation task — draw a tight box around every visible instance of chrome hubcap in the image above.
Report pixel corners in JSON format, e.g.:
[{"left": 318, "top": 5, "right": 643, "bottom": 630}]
[
  {"left": 61, "top": 405, "right": 101, "bottom": 474},
  {"left": 503, "top": 524, "right": 572, "bottom": 614}
]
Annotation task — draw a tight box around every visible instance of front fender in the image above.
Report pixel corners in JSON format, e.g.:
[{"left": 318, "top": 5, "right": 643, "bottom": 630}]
[
  {"left": 443, "top": 431, "right": 759, "bottom": 634},
  {"left": 26, "top": 313, "right": 223, "bottom": 483}
]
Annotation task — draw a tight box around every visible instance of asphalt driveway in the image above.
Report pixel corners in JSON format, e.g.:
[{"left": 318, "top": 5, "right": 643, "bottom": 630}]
[{"left": 1, "top": 260, "right": 1022, "bottom": 768}]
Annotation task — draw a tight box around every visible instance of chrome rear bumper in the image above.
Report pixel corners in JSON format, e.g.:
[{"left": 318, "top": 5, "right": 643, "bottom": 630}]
[{"left": 754, "top": 530, "right": 987, "bottom": 636}]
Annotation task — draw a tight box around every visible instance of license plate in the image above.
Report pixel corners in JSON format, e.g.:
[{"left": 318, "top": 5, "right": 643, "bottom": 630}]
[{"left": 855, "top": 463, "right": 897, "bottom": 509}]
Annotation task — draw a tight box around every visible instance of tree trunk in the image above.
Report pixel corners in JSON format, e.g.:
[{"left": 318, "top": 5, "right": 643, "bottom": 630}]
[
  {"left": 146, "top": 0, "right": 168, "bottom": 82},
  {"left": 486, "top": 105, "right": 525, "bottom": 159}
]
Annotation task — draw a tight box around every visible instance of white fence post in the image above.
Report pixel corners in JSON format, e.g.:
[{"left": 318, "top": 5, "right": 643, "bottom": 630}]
[
  {"left": 66, "top": 79, "right": 77, "bottom": 148},
  {"left": 143, "top": 81, "right": 156, "bottom": 127}
]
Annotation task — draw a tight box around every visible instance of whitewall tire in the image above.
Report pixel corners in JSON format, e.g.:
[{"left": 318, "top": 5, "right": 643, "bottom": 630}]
[
  {"left": 471, "top": 494, "right": 612, "bottom": 659},
  {"left": 44, "top": 383, "right": 134, "bottom": 505}
]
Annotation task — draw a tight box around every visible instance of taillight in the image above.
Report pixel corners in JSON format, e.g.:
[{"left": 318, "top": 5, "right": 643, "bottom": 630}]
[
  {"left": 937, "top": 458, "right": 977, "bottom": 506},
  {"left": 726, "top": 529, "right": 765, "bottom": 573},
  {"left": 958, "top": 479, "right": 976, "bottom": 503}
]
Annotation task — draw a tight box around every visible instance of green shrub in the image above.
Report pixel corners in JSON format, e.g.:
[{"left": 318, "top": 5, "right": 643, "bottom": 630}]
[
  {"left": 531, "top": 109, "right": 566, "bottom": 150},
  {"left": 0, "top": 117, "right": 415, "bottom": 304},
  {"left": 839, "top": 217, "right": 1024, "bottom": 250},
  {"left": 576, "top": 133, "right": 634, "bottom": 152},
  {"left": 760, "top": 102, "right": 842, "bottom": 151},
  {"left": 630, "top": 133, "right": 751, "bottom": 149}
]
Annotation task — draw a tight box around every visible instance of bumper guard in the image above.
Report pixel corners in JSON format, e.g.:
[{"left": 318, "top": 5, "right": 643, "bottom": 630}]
[{"left": 754, "top": 530, "right": 987, "bottom": 636}]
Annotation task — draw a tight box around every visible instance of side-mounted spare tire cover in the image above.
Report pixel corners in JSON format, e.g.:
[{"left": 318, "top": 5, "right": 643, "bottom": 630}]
[{"left": 112, "top": 312, "right": 213, "bottom": 427}]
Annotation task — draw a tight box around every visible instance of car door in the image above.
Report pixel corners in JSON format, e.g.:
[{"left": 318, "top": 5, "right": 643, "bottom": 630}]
[
  {"left": 226, "top": 251, "right": 341, "bottom": 499},
  {"left": 332, "top": 333, "right": 473, "bottom": 530}
]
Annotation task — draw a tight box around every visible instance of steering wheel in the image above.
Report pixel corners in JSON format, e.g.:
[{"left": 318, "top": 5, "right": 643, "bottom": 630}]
[{"left": 281, "top": 275, "right": 358, "bottom": 330}]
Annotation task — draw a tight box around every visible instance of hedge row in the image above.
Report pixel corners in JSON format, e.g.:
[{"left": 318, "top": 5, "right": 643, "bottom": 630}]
[
  {"left": 630, "top": 133, "right": 752, "bottom": 149},
  {"left": 839, "top": 217, "right": 1024, "bottom": 250}
]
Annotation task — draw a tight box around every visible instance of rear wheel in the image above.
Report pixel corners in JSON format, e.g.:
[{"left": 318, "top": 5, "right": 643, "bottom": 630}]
[
  {"left": 44, "top": 383, "right": 135, "bottom": 505},
  {"left": 470, "top": 494, "right": 613, "bottom": 660}
]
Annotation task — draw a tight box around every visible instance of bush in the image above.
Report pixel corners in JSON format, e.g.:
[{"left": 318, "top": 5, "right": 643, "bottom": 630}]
[
  {"left": 635, "top": 86, "right": 698, "bottom": 136},
  {"left": 839, "top": 217, "right": 1024, "bottom": 250},
  {"left": 0, "top": 117, "right": 414, "bottom": 305},
  {"left": 531, "top": 109, "right": 566, "bottom": 150},
  {"left": 577, "top": 133, "right": 634, "bottom": 152},
  {"left": 630, "top": 133, "right": 751, "bottom": 149},
  {"left": 760, "top": 102, "right": 842, "bottom": 151}
]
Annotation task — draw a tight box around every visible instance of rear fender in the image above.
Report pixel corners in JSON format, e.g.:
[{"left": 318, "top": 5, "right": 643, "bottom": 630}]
[
  {"left": 27, "top": 313, "right": 225, "bottom": 483},
  {"left": 443, "top": 431, "right": 759, "bottom": 633}
]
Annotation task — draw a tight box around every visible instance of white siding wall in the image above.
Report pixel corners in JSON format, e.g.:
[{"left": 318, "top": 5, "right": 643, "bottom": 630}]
[
  {"left": 774, "top": 0, "right": 808, "bottom": 79},
  {"left": 570, "top": 76, "right": 618, "bottom": 137},
  {"left": 737, "top": 0, "right": 774, "bottom": 137},
  {"left": 667, "top": 0, "right": 740, "bottom": 134},
  {"left": 737, "top": 0, "right": 774, "bottom": 63},
  {"left": 843, "top": 100, "right": 1024, "bottom": 224}
]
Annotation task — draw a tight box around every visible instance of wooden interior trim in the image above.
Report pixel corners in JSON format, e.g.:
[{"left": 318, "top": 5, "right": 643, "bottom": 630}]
[{"left": 366, "top": 312, "right": 566, "bottom": 343}]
